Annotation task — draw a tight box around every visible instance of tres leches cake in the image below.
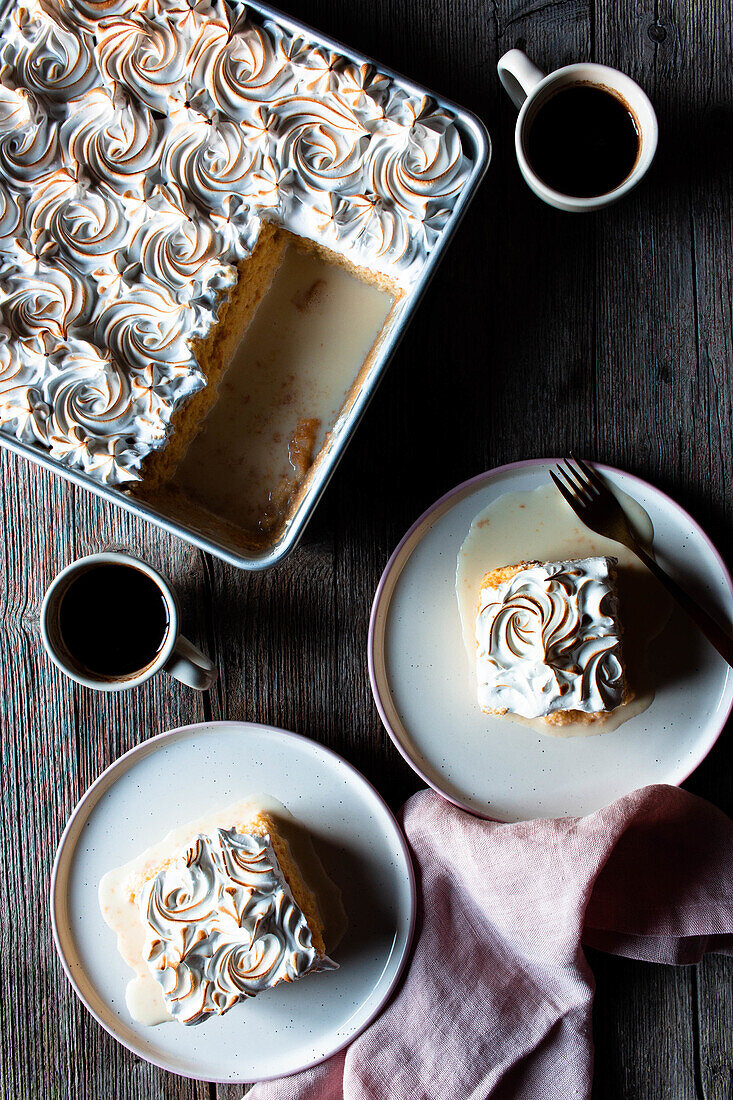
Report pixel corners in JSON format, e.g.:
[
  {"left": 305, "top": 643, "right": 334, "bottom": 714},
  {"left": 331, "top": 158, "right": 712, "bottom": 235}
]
[
  {"left": 0, "top": 0, "right": 473, "bottom": 544},
  {"left": 99, "top": 800, "right": 338, "bottom": 1026},
  {"left": 475, "top": 557, "right": 628, "bottom": 725}
]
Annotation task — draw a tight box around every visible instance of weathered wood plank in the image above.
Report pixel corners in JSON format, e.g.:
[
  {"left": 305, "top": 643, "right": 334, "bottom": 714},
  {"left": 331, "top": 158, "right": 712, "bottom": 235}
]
[
  {"left": 697, "top": 955, "right": 733, "bottom": 1100},
  {"left": 589, "top": 952, "right": 698, "bottom": 1100},
  {"left": 589, "top": 0, "right": 733, "bottom": 1093}
]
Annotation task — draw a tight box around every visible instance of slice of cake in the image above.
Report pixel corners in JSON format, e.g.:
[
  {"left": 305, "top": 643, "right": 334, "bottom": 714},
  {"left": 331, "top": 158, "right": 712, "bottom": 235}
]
[
  {"left": 475, "top": 556, "right": 628, "bottom": 725},
  {"left": 100, "top": 800, "right": 338, "bottom": 1026}
]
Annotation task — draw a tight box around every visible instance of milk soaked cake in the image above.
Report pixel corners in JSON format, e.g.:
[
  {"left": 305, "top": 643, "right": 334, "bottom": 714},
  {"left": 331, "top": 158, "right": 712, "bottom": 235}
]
[
  {"left": 100, "top": 799, "right": 338, "bottom": 1026},
  {"left": 0, "top": 0, "right": 473, "bottom": 540},
  {"left": 475, "top": 557, "right": 628, "bottom": 725}
]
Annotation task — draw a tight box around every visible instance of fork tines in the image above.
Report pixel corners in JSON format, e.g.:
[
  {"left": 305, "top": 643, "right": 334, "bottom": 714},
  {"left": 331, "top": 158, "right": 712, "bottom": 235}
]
[{"left": 551, "top": 456, "right": 603, "bottom": 504}]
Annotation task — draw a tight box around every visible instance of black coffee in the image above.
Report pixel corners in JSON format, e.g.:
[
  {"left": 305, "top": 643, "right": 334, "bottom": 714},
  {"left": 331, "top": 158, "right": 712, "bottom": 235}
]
[
  {"left": 525, "top": 84, "right": 640, "bottom": 198},
  {"left": 58, "top": 563, "right": 169, "bottom": 678}
]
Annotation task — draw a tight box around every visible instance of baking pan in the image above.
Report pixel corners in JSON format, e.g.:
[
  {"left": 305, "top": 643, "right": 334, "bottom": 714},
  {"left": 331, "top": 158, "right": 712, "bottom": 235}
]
[{"left": 0, "top": 0, "right": 490, "bottom": 569}]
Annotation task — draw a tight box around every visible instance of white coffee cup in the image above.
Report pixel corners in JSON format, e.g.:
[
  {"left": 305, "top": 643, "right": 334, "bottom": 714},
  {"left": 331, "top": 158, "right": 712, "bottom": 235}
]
[
  {"left": 41, "top": 551, "right": 217, "bottom": 692},
  {"left": 497, "top": 49, "right": 658, "bottom": 212}
]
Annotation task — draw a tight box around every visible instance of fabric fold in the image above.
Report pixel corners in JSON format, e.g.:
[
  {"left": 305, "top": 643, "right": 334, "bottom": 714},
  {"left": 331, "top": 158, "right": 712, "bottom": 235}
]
[{"left": 250, "top": 784, "right": 733, "bottom": 1100}]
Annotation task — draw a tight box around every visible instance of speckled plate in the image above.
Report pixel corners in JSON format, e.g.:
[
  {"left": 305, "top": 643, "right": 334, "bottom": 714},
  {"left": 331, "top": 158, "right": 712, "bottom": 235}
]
[
  {"left": 369, "top": 459, "right": 733, "bottom": 821},
  {"left": 50, "top": 721, "right": 415, "bottom": 1083}
]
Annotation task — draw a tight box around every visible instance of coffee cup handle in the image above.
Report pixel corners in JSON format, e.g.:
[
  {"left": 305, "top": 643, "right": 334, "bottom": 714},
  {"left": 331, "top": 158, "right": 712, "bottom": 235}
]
[
  {"left": 164, "top": 634, "right": 217, "bottom": 691},
  {"left": 497, "top": 49, "right": 546, "bottom": 109}
]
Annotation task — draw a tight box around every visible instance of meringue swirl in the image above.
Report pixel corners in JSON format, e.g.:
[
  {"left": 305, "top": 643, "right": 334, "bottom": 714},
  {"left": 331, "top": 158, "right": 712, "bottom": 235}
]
[
  {"left": 38, "top": 0, "right": 142, "bottom": 33},
  {"left": 61, "top": 86, "right": 159, "bottom": 196},
  {"left": 140, "top": 827, "right": 336, "bottom": 1025},
  {"left": 96, "top": 15, "right": 189, "bottom": 112},
  {"left": 1, "top": 256, "right": 90, "bottom": 339},
  {"left": 146, "top": 835, "right": 223, "bottom": 925},
  {"left": 367, "top": 94, "right": 469, "bottom": 217},
  {"left": 93, "top": 280, "right": 197, "bottom": 375},
  {"left": 4, "top": 5, "right": 99, "bottom": 109},
  {"left": 162, "top": 110, "right": 262, "bottom": 215},
  {"left": 41, "top": 337, "right": 167, "bottom": 479},
  {"left": 476, "top": 557, "right": 626, "bottom": 720},
  {"left": 27, "top": 172, "right": 136, "bottom": 273},
  {"left": 269, "top": 94, "right": 370, "bottom": 197},
  {"left": 125, "top": 185, "right": 233, "bottom": 299},
  {"left": 0, "top": 109, "right": 58, "bottom": 190},
  {"left": 188, "top": 17, "right": 293, "bottom": 118}
]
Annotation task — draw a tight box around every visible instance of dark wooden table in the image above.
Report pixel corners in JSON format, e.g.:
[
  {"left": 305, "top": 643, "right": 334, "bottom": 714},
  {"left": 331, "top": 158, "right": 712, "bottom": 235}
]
[{"left": 2, "top": 0, "right": 731, "bottom": 1096}]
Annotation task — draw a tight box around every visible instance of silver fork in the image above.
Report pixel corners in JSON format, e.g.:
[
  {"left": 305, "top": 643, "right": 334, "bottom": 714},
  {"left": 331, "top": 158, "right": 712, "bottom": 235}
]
[{"left": 550, "top": 456, "right": 733, "bottom": 670}]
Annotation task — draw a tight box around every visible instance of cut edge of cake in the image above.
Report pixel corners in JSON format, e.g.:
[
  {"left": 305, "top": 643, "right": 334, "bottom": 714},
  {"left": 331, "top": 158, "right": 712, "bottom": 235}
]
[
  {"left": 134, "top": 220, "right": 288, "bottom": 496},
  {"left": 246, "top": 810, "right": 327, "bottom": 959}
]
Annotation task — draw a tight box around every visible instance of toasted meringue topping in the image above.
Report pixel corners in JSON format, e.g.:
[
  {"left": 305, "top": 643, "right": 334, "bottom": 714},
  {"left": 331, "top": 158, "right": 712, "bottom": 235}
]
[
  {"left": 161, "top": 108, "right": 263, "bottom": 214},
  {"left": 126, "top": 184, "right": 234, "bottom": 299},
  {"left": 0, "top": 184, "right": 22, "bottom": 246},
  {"left": 187, "top": 18, "right": 291, "bottom": 117},
  {"left": 476, "top": 557, "right": 626, "bottom": 719},
  {"left": 27, "top": 173, "right": 134, "bottom": 271},
  {"left": 97, "top": 14, "right": 191, "bottom": 112},
  {"left": 140, "top": 827, "right": 336, "bottom": 1025},
  {"left": 39, "top": 0, "right": 142, "bottom": 33},
  {"left": 1, "top": 255, "right": 90, "bottom": 339},
  {"left": 0, "top": 107, "right": 58, "bottom": 189},
  {"left": 268, "top": 93, "right": 370, "bottom": 197}
]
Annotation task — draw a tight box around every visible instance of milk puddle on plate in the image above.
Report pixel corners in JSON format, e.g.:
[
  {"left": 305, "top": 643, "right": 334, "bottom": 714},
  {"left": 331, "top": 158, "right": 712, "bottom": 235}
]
[
  {"left": 99, "top": 794, "right": 347, "bottom": 1026},
  {"left": 456, "top": 483, "right": 672, "bottom": 737}
]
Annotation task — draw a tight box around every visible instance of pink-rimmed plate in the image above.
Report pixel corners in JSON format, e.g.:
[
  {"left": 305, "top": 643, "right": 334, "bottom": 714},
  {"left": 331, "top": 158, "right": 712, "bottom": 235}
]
[
  {"left": 369, "top": 459, "right": 733, "bottom": 821},
  {"left": 51, "top": 721, "right": 415, "bottom": 1083}
]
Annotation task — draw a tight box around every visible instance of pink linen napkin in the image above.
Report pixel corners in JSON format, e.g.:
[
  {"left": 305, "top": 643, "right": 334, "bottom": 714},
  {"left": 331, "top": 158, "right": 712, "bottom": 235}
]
[{"left": 250, "top": 784, "right": 733, "bottom": 1100}]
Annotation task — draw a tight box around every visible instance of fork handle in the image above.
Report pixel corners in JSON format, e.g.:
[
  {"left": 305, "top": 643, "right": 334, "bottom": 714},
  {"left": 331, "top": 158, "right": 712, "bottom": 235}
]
[{"left": 631, "top": 541, "right": 733, "bottom": 669}]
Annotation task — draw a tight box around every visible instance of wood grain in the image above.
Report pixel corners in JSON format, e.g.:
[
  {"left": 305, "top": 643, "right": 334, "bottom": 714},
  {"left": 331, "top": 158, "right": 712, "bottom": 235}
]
[{"left": 0, "top": 0, "right": 730, "bottom": 1096}]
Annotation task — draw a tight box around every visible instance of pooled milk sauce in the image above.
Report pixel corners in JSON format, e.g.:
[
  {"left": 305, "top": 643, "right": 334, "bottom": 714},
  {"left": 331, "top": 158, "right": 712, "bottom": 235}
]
[{"left": 174, "top": 246, "right": 394, "bottom": 532}]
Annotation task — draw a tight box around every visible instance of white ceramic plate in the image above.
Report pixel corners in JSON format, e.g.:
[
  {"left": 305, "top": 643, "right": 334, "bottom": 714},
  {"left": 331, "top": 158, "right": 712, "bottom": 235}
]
[
  {"left": 369, "top": 459, "right": 733, "bottom": 821},
  {"left": 51, "top": 721, "right": 415, "bottom": 1083}
]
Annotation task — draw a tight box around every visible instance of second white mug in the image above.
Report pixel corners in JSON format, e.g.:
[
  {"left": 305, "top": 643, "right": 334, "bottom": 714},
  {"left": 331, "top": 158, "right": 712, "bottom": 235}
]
[
  {"left": 497, "top": 49, "right": 658, "bottom": 212},
  {"left": 41, "top": 552, "right": 217, "bottom": 692}
]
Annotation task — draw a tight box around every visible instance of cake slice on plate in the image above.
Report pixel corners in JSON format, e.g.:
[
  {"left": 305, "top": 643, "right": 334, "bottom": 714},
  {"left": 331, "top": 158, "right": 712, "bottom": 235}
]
[
  {"left": 475, "top": 556, "right": 628, "bottom": 725},
  {"left": 100, "top": 801, "right": 337, "bottom": 1026}
]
